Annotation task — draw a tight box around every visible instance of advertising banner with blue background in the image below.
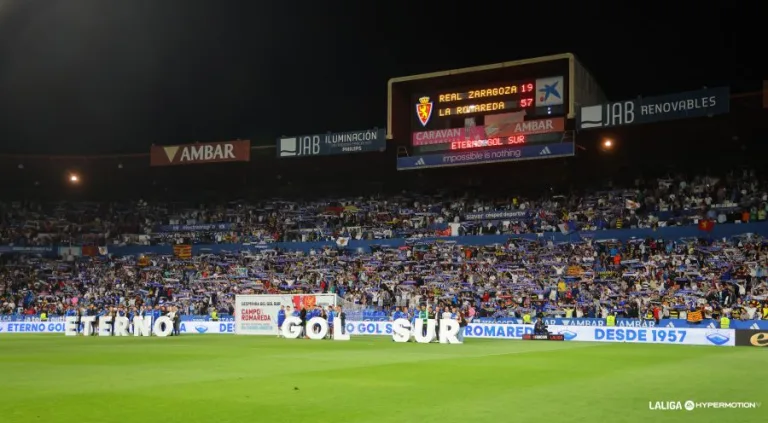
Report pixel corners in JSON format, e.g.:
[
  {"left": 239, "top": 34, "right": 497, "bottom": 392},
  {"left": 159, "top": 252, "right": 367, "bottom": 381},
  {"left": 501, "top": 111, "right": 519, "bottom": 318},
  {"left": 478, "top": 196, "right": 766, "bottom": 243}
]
[
  {"left": 331, "top": 321, "right": 736, "bottom": 346},
  {"left": 578, "top": 86, "right": 730, "bottom": 130},
  {"left": 463, "top": 210, "right": 530, "bottom": 221},
  {"left": 0, "top": 245, "right": 56, "bottom": 255},
  {"left": 471, "top": 317, "right": 768, "bottom": 331},
  {"left": 397, "top": 142, "right": 575, "bottom": 171},
  {"left": 0, "top": 319, "right": 736, "bottom": 345},
  {"left": 153, "top": 223, "right": 235, "bottom": 233},
  {"left": 0, "top": 320, "right": 236, "bottom": 335},
  {"left": 5, "top": 221, "right": 768, "bottom": 256},
  {"left": 277, "top": 128, "right": 386, "bottom": 158},
  {"left": 4, "top": 315, "right": 765, "bottom": 331},
  {"left": 0, "top": 315, "right": 235, "bottom": 323}
]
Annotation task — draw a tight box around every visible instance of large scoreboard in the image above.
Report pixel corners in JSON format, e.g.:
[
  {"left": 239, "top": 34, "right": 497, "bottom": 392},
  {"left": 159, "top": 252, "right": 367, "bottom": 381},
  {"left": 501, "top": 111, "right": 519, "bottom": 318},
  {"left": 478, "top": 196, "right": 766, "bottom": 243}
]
[{"left": 388, "top": 53, "right": 605, "bottom": 170}]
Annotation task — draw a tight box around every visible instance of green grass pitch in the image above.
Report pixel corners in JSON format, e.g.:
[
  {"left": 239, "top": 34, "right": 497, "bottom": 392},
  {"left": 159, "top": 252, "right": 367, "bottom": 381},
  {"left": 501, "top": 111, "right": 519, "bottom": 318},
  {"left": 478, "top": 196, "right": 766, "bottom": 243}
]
[{"left": 0, "top": 335, "right": 765, "bottom": 423}]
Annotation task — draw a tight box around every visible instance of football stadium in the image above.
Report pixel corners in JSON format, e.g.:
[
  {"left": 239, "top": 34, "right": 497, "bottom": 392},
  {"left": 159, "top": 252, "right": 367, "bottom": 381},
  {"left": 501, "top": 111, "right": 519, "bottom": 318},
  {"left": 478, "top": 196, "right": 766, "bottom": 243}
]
[{"left": 1, "top": 3, "right": 768, "bottom": 423}]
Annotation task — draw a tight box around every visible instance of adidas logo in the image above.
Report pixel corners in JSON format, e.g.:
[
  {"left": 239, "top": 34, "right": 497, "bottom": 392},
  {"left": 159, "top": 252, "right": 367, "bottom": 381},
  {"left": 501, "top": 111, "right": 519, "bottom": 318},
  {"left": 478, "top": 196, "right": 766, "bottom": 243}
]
[
  {"left": 751, "top": 323, "right": 760, "bottom": 330},
  {"left": 414, "top": 158, "right": 426, "bottom": 166},
  {"left": 539, "top": 146, "right": 552, "bottom": 155},
  {"left": 667, "top": 322, "right": 675, "bottom": 328},
  {"left": 706, "top": 322, "right": 716, "bottom": 329}
]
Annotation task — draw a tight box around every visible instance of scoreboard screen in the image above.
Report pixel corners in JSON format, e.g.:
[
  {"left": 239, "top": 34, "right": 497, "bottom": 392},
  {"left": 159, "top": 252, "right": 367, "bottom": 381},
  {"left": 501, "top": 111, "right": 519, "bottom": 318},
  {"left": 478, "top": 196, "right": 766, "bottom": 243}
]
[
  {"left": 388, "top": 54, "right": 584, "bottom": 170},
  {"left": 410, "top": 76, "right": 567, "bottom": 154}
]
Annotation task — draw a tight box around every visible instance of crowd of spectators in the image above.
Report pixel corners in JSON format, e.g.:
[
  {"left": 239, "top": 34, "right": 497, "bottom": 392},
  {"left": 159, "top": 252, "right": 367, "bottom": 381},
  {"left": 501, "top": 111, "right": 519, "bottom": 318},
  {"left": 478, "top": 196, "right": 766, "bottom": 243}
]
[
  {"left": 2, "top": 233, "right": 767, "bottom": 323},
  {"left": 2, "top": 169, "right": 768, "bottom": 323},
  {"left": 1, "top": 170, "right": 767, "bottom": 247}
]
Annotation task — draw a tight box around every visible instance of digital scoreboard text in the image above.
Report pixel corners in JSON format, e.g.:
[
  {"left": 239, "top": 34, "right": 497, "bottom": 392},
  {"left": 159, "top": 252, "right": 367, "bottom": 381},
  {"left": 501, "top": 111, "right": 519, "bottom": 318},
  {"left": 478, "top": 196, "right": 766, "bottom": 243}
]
[
  {"left": 413, "top": 80, "right": 539, "bottom": 129},
  {"left": 412, "top": 116, "right": 565, "bottom": 154},
  {"left": 410, "top": 75, "right": 567, "bottom": 154}
]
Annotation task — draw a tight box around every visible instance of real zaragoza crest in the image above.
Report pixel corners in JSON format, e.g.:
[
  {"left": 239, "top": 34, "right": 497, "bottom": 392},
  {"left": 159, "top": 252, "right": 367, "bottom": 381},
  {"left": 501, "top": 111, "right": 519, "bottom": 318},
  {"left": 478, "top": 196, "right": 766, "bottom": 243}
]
[{"left": 416, "top": 96, "right": 433, "bottom": 127}]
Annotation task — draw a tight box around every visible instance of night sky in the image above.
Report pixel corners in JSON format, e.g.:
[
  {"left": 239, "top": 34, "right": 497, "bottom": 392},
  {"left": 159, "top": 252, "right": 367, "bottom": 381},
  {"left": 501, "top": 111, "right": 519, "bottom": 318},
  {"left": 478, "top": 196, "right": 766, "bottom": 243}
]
[{"left": 0, "top": 0, "right": 763, "bottom": 156}]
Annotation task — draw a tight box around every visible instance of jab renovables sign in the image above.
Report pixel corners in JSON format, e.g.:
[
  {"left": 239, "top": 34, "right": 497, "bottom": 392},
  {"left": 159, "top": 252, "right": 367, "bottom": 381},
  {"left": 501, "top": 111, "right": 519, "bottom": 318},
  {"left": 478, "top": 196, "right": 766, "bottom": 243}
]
[{"left": 63, "top": 316, "right": 175, "bottom": 337}]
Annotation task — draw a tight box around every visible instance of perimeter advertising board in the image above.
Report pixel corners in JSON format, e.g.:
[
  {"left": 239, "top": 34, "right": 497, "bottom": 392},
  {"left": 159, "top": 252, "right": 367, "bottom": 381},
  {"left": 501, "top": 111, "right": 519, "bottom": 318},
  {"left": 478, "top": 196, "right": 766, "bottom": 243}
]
[
  {"left": 735, "top": 330, "right": 768, "bottom": 347},
  {"left": 0, "top": 319, "right": 741, "bottom": 346},
  {"left": 341, "top": 321, "right": 736, "bottom": 346},
  {"left": 234, "top": 294, "right": 341, "bottom": 335}
]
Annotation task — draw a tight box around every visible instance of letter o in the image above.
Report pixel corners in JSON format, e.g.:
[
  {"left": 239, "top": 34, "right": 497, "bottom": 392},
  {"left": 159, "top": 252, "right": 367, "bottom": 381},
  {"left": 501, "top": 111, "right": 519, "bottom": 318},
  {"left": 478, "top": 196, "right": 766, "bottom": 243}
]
[
  {"left": 306, "top": 317, "right": 328, "bottom": 340},
  {"left": 153, "top": 316, "right": 173, "bottom": 337}
]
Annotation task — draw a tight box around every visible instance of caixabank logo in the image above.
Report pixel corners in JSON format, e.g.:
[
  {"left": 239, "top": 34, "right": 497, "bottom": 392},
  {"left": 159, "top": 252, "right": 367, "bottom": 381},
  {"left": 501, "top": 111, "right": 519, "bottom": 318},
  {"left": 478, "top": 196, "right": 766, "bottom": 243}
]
[{"left": 736, "top": 330, "right": 768, "bottom": 347}]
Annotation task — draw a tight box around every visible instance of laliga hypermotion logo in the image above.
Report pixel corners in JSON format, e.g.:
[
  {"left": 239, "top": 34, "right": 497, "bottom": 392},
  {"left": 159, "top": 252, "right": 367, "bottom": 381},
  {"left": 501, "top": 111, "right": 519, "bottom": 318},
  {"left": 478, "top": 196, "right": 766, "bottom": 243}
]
[{"left": 416, "top": 96, "right": 433, "bottom": 127}]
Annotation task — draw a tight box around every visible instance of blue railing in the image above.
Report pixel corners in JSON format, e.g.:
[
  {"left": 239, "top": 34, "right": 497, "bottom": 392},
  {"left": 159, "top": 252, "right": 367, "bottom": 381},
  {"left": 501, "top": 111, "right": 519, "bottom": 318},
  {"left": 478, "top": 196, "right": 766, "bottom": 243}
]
[{"left": 3, "top": 221, "right": 766, "bottom": 257}]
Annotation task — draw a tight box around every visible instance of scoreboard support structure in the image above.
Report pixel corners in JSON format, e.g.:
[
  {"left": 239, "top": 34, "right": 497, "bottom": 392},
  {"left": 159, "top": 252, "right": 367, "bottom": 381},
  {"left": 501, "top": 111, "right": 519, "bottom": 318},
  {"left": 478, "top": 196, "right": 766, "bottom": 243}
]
[{"left": 387, "top": 53, "right": 605, "bottom": 170}]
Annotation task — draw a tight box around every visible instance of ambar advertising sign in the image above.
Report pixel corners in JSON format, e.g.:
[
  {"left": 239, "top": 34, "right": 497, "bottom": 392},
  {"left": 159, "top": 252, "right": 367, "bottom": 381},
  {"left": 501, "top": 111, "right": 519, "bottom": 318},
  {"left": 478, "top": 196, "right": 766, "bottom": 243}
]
[
  {"left": 150, "top": 140, "right": 251, "bottom": 166},
  {"left": 735, "top": 330, "right": 768, "bottom": 347}
]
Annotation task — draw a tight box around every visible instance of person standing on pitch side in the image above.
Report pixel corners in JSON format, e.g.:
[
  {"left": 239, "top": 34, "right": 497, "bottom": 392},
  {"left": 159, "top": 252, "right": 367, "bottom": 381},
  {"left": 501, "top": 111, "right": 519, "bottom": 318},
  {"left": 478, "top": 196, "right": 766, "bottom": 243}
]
[
  {"left": 173, "top": 306, "right": 181, "bottom": 336},
  {"left": 277, "top": 305, "right": 286, "bottom": 338},
  {"left": 299, "top": 306, "right": 307, "bottom": 338},
  {"left": 336, "top": 305, "right": 346, "bottom": 334},
  {"left": 326, "top": 306, "right": 335, "bottom": 339}
]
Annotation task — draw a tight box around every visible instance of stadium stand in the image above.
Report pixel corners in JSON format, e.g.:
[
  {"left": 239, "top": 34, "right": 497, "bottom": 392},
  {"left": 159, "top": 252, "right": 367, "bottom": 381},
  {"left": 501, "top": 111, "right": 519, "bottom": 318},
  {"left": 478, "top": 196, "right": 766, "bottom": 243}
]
[
  {"left": 1, "top": 170, "right": 764, "bottom": 246},
  {"left": 2, "top": 229, "right": 767, "bottom": 327},
  {"left": 2, "top": 169, "right": 768, "bottom": 326}
]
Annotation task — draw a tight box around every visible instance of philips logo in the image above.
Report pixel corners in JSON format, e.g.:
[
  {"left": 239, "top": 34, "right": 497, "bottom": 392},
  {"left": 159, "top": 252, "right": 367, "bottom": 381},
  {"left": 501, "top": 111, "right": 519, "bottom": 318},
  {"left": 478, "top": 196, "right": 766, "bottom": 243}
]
[{"left": 194, "top": 325, "right": 209, "bottom": 334}]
